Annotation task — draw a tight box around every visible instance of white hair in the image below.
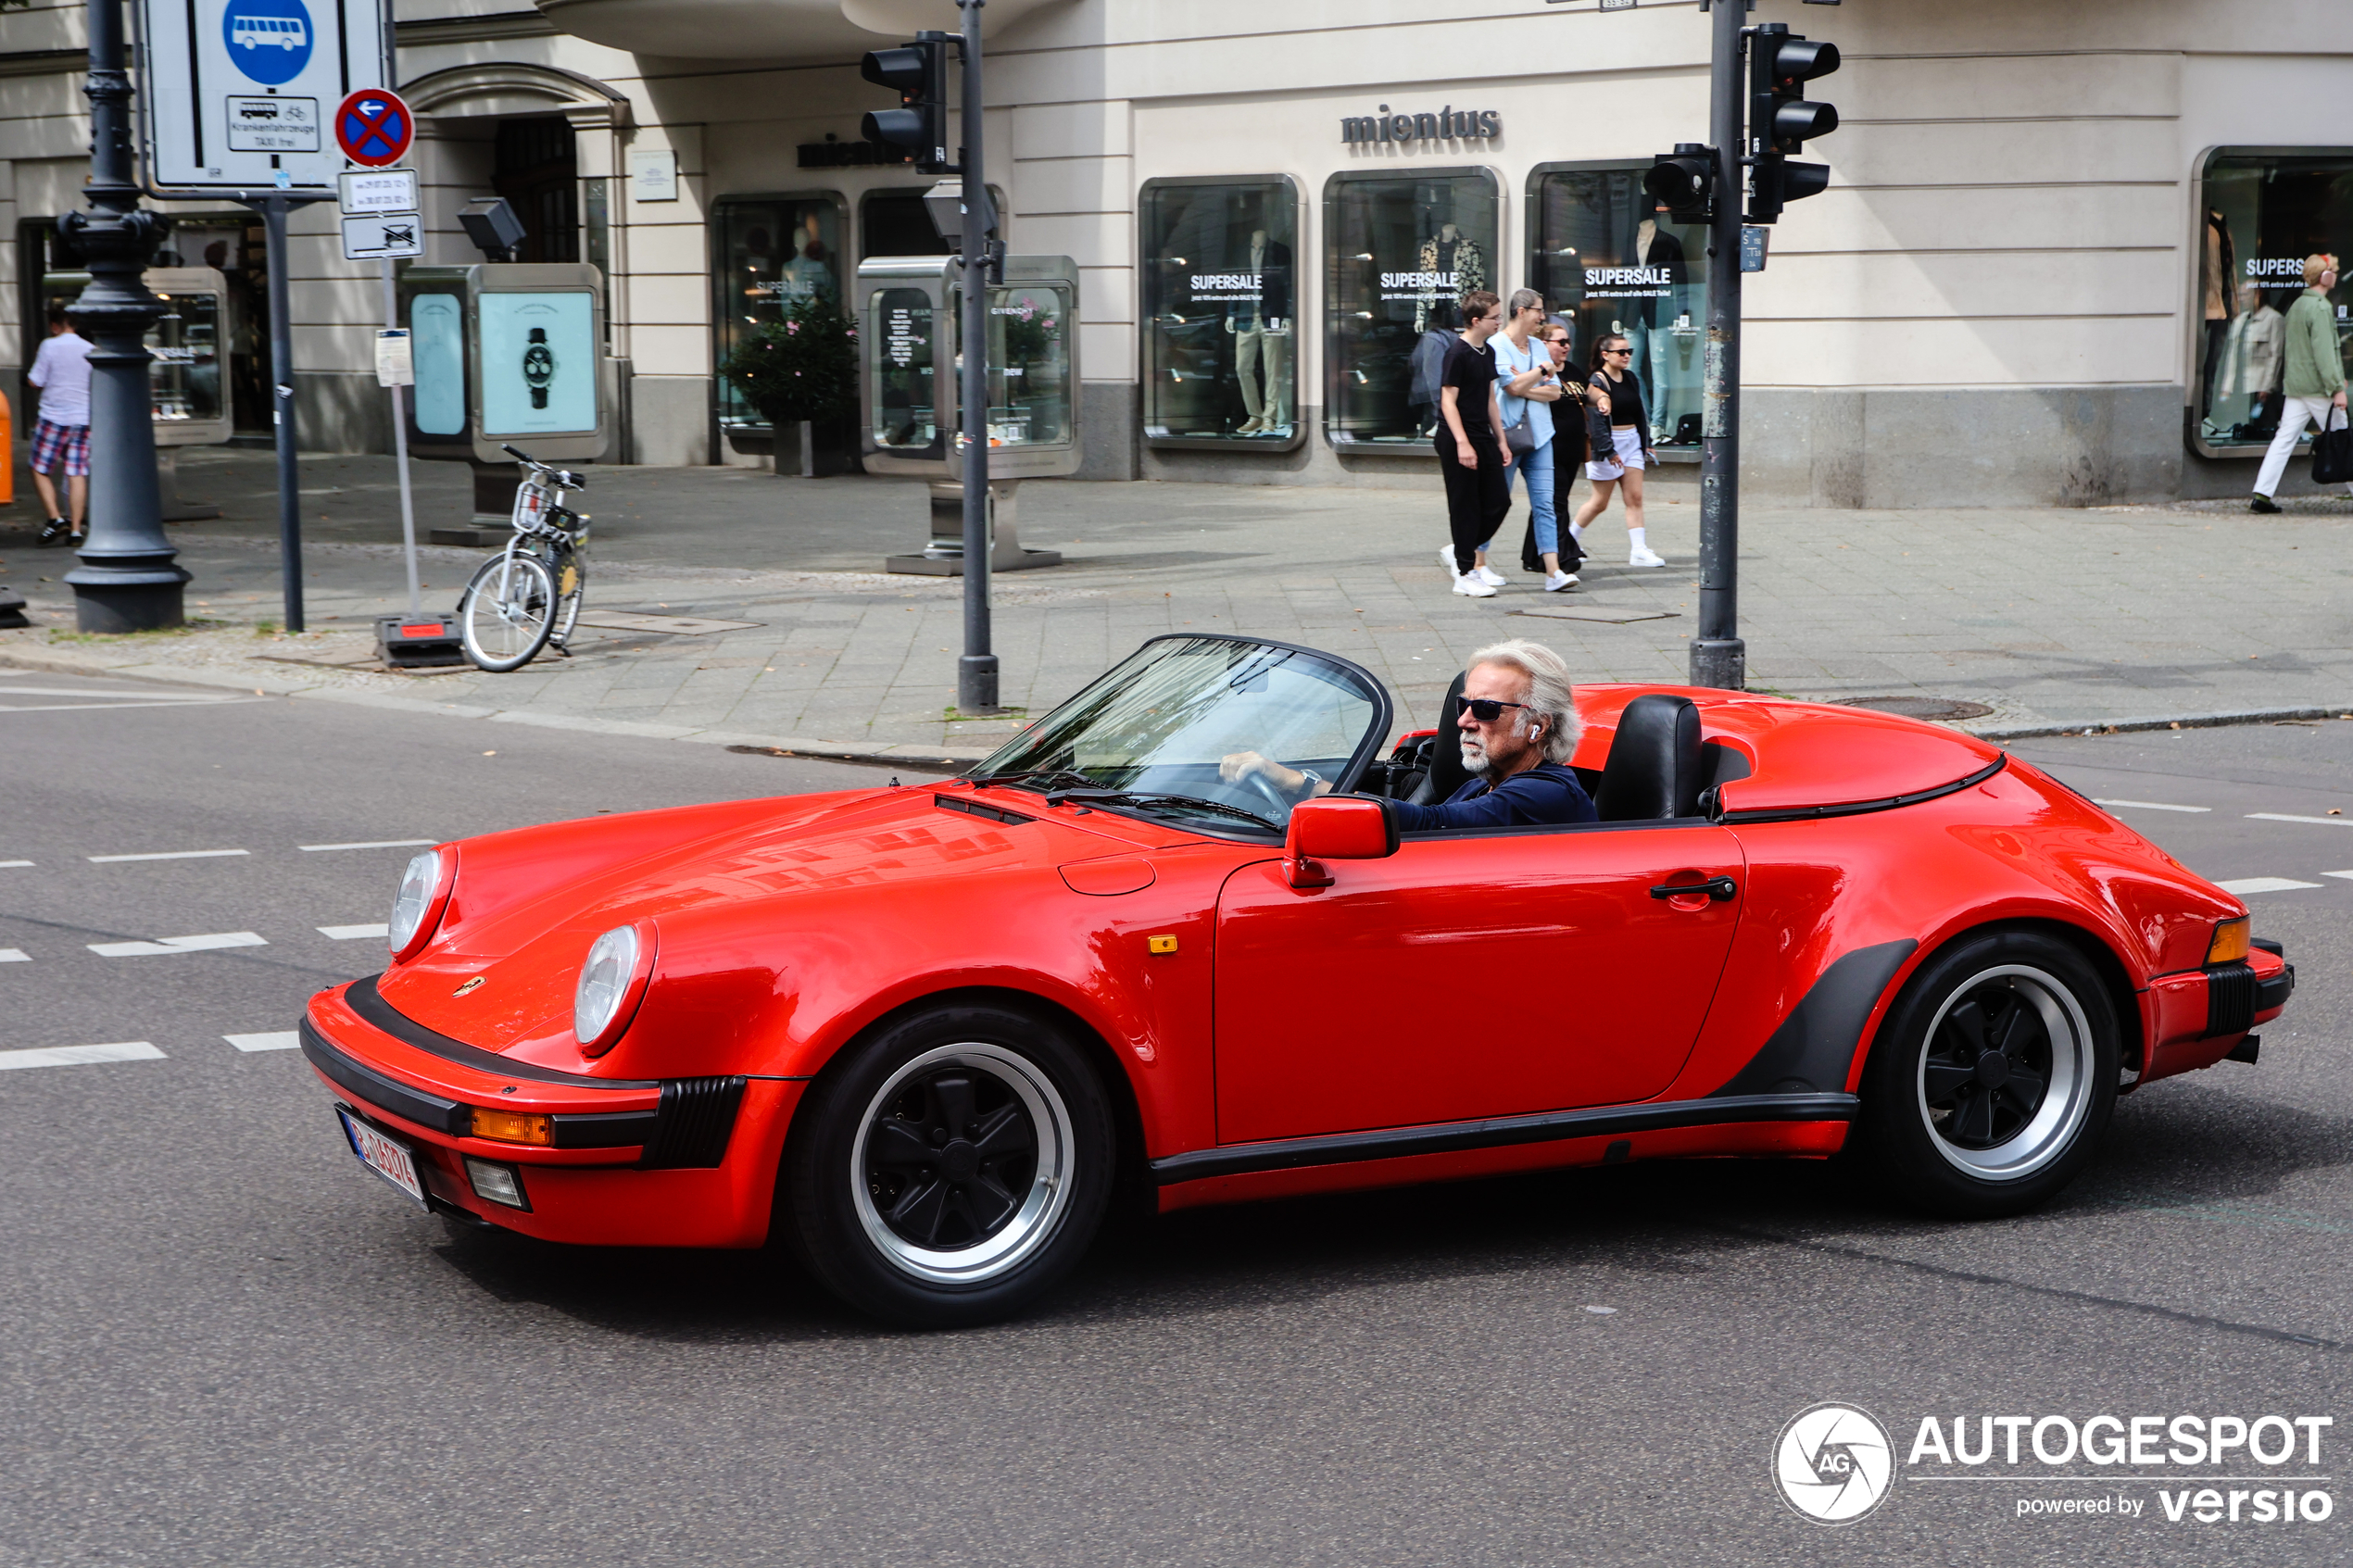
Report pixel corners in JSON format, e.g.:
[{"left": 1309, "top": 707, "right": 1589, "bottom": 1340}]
[{"left": 1467, "top": 638, "right": 1582, "bottom": 762}]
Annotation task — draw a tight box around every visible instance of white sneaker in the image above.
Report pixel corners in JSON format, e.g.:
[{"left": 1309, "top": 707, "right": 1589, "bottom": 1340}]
[
  {"left": 1629, "top": 546, "right": 1667, "bottom": 568},
  {"left": 1544, "top": 571, "right": 1579, "bottom": 592},
  {"left": 1452, "top": 575, "right": 1498, "bottom": 597},
  {"left": 1437, "top": 546, "right": 1465, "bottom": 578},
  {"left": 1473, "top": 565, "right": 1507, "bottom": 587}
]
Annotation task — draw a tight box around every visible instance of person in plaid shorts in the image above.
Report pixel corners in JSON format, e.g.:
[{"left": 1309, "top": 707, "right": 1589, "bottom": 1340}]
[{"left": 30, "top": 304, "right": 93, "bottom": 545}]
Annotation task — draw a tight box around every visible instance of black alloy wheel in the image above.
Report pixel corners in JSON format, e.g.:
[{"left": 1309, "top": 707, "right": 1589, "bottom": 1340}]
[
  {"left": 1920, "top": 977, "right": 2057, "bottom": 1149},
  {"left": 862, "top": 1063, "right": 1040, "bottom": 1252}
]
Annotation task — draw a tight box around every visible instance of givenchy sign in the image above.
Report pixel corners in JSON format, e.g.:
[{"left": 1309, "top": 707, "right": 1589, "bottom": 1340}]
[{"left": 1341, "top": 105, "right": 1501, "bottom": 145}]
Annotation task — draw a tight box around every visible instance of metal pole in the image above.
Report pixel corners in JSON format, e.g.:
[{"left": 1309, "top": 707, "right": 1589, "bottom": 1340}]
[
  {"left": 263, "top": 195, "right": 304, "bottom": 632},
  {"left": 955, "top": 0, "right": 999, "bottom": 712},
  {"left": 1690, "top": 0, "right": 1745, "bottom": 691},
  {"left": 383, "top": 261, "right": 421, "bottom": 617},
  {"left": 62, "top": 0, "right": 190, "bottom": 633}
]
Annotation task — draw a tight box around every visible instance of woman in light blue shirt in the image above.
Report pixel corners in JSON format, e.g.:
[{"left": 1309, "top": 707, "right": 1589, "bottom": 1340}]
[{"left": 1490, "top": 290, "right": 1576, "bottom": 592}]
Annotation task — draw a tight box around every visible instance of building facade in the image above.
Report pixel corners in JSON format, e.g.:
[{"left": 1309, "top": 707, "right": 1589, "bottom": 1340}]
[{"left": 3, "top": 0, "right": 2348, "bottom": 507}]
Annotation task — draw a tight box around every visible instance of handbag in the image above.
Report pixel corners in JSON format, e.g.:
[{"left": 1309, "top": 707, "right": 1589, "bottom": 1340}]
[
  {"left": 1504, "top": 408, "right": 1538, "bottom": 457},
  {"left": 2313, "top": 406, "right": 2353, "bottom": 485}
]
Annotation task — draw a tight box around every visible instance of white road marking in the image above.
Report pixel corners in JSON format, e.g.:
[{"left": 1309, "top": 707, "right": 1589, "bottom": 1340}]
[
  {"left": 88, "top": 931, "right": 269, "bottom": 958},
  {"left": 0, "top": 699, "right": 267, "bottom": 713},
  {"left": 0, "top": 1041, "right": 164, "bottom": 1071},
  {"left": 0, "top": 949, "right": 27, "bottom": 963},
  {"left": 2216, "top": 877, "right": 2323, "bottom": 896},
  {"left": 299, "top": 839, "right": 436, "bottom": 852},
  {"left": 2093, "top": 798, "right": 2211, "bottom": 813},
  {"left": 0, "top": 685, "right": 232, "bottom": 701},
  {"left": 2246, "top": 813, "right": 2353, "bottom": 827},
  {"left": 317, "top": 923, "right": 389, "bottom": 940},
  {"left": 87, "top": 848, "right": 250, "bottom": 863},
  {"left": 224, "top": 1032, "right": 301, "bottom": 1053},
  {"left": 0, "top": 860, "right": 31, "bottom": 868}
]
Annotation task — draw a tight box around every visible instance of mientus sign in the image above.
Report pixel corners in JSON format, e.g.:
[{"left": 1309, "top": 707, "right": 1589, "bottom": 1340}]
[{"left": 1341, "top": 105, "right": 1501, "bottom": 145}]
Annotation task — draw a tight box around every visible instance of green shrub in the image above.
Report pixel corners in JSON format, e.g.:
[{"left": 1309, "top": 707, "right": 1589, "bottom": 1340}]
[{"left": 720, "top": 295, "right": 860, "bottom": 427}]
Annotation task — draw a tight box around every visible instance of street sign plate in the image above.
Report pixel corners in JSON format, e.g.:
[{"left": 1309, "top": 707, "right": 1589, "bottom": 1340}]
[
  {"left": 134, "top": 0, "right": 386, "bottom": 194},
  {"left": 1740, "top": 224, "right": 1770, "bottom": 273},
  {"left": 334, "top": 88, "right": 413, "bottom": 168},
  {"left": 338, "top": 168, "right": 417, "bottom": 215},
  {"left": 343, "top": 213, "right": 422, "bottom": 261}
]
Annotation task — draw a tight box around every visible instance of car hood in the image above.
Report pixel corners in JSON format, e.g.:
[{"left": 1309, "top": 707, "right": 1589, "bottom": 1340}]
[{"left": 372, "top": 784, "right": 1170, "bottom": 1060}]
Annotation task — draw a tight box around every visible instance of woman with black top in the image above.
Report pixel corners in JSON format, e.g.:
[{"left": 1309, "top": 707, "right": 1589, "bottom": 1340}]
[
  {"left": 1572, "top": 333, "right": 1667, "bottom": 569},
  {"left": 1436, "top": 290, "right": 1512, "bottom": 599}
]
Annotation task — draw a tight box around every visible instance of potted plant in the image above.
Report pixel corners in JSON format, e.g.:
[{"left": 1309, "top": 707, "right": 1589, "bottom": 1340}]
[{"left": 720, "top": 294, "right": 860, "bottom": 476}]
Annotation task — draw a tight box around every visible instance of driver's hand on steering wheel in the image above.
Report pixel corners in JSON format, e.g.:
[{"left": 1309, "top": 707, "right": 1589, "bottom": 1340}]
[{"left": 1221, "top": 751, "right": 1329, "bottom": 801}]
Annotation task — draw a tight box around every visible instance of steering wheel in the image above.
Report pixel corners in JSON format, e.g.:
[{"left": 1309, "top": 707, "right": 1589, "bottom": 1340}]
[{"left": 1240, "top": 768, "right": 1294, "bottom": 821}]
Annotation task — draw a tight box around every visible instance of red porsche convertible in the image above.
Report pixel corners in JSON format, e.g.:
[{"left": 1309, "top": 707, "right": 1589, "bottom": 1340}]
[{"left": 302, "top": 634, "right": 2293, "bottom": 1325}]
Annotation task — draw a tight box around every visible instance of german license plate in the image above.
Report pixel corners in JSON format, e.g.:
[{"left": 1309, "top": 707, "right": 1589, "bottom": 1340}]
[{"left": 338, "top": 1108, "right": 427, "bottom": 1207}]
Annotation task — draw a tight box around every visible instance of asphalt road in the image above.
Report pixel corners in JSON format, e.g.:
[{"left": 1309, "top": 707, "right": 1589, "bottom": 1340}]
[{"left": 4, "top": 683, "right": 2350, "bottom": 1566}]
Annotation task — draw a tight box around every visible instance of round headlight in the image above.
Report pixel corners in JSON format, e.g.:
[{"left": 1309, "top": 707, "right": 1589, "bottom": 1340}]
[
  {"left": 387, "top": 848, "right": 445, "bottom": 960},
  {"left": 574, "top": 924, "right": 643, "bottom": 1050}
]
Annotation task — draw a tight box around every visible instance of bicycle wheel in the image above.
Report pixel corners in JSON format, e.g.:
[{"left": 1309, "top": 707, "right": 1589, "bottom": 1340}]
[{"left": 459, "top": 553, "right": 559, "bottom": 672}]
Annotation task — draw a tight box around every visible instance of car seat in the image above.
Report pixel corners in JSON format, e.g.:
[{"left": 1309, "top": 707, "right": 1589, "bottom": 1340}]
[
  {"left": 1405, "top": 671, "right": 1473, "bottom": 805},
  {"left": 1593, "top": 693, "right": 1705, "bottom": 821}
]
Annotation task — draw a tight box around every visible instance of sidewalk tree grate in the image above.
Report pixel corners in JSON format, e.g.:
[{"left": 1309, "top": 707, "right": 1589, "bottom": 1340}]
[{"left": 1839, "top": 696, "right": 1994, "bottom": 721}]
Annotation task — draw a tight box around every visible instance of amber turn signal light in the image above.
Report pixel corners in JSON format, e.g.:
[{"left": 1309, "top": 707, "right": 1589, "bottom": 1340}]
[
  {"left": 467, "top": 1107, "right": 554, "bottom": 1146},
  {"left": 2207, "top": 917, "right": 2251, "bottom": 966}
]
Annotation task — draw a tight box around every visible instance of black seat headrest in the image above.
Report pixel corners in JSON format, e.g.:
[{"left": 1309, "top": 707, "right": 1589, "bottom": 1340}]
[
  {"left": 1593, "top": 694, "right": 1705, "bottom": 821},
  {"left": 1418, "top": 670, "right": 1473, "bottom": 806}
]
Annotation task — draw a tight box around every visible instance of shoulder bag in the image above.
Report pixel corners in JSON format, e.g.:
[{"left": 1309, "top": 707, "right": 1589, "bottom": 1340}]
[{"left": 2313, "top": 405, "right": 2353, "bottom": 485}]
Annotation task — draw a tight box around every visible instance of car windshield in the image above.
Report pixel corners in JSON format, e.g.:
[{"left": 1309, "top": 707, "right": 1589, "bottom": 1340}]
[{"left": 971, "top": 636, "right": 1386, "bottom": 832}]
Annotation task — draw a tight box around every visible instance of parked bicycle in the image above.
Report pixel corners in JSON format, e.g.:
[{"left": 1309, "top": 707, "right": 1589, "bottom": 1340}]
[{"left": 459, "top": 445, "right": 589, "bottom": 672}]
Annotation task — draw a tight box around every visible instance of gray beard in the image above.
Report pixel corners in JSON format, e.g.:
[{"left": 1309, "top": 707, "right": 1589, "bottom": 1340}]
[{"left": 1460, "top": 739, "right": 1492, "bottom": 776}]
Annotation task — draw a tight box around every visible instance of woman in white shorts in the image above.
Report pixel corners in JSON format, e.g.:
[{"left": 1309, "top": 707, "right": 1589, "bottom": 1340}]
[{"left": 1572, "top": 334, "right": 1667, "bottom": 568}]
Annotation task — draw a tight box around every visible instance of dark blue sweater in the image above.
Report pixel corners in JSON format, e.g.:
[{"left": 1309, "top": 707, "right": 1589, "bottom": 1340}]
[{"left": 1390, "top": 760, "right": 1598, "bottom": 832}]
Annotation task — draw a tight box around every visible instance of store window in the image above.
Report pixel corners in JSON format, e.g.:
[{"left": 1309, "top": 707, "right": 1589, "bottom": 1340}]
[
  {"left": 1325, "top": 169, "right": 1499, "bottom": 447},
  {"left": 711, "top": 194, "right": 846, "bottom": 433},
  {"left": 1139, "top": 177, "right": 1300, "bottom": 448},
  {"left": 1528, "top": 163, "right": 1709, "bottom": 457},
  {"left": 2195, "top": 148, "right": 2353, "bottom": 456}
]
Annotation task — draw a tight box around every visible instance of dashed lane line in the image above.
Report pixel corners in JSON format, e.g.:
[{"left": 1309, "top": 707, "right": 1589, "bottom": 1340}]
[
  {"left": 87, "top": 932, "right": 269, "bottom": 958},
  {"left": 2094, "top": 798, "right": 2213, "bottom": 813},
  {"left": 2217, "top": 877, "right": 2324, "bottom": 896},
  {"left": 2247, "top": 813, "right": 2353, "bottom": 827},
  {"left": 86, "top": 848, "right": 250, "bottom": 863},
  {"left": 299, "top": 839, "right": 436, "bottom": 853},
  {"left": 0, "top": 860, "right": 31, "bottom": 869},
  {"left": 0, "top": 949, "right": 26, "bottom": 963},
  {"left": 224, "top": 1033, "right": 300, "bottom": 1053},
  {"left": 317, "top": 924, "right": 388, "bottom": 940},
  {"left": 0, "top": 1042, "right": 164, "bottom": 1071}
]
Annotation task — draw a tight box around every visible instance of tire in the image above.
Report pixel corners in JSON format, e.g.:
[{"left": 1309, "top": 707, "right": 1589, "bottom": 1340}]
[
  {"left": 782, "top": 1003, "right": 1114, "bottom": 1328},
  {"left": 458, "top": 554, "right": 558, "bottom": 672},
  {"left": 1855, "top": 929, "right": 2120, "bottom": 1219}
]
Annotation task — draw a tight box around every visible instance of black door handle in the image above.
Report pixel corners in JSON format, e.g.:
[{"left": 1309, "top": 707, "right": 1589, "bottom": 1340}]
[{"left": 1650, "top": 875, "right": 1737, "bottom": 902}]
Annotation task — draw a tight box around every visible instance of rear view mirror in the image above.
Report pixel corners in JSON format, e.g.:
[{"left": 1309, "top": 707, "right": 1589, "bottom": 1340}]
[{"left": 1282, "top": 796, "right": 1398, "bottom": 888}]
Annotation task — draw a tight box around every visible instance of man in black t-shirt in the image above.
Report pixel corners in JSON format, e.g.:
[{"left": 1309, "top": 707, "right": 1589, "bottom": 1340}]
[{"left": 1436, "top": 289, "right": 1512, "bottom": 597}]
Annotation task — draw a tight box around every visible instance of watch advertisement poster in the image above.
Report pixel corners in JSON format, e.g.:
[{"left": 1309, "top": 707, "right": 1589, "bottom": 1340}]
[{"left": 480, "top": 292, "right": 596, "bottom": 435}]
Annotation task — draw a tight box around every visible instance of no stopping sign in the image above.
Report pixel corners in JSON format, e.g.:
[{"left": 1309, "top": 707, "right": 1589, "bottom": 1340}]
[{"left": 334, "top": 88, "right": 412, "bottom": 168}]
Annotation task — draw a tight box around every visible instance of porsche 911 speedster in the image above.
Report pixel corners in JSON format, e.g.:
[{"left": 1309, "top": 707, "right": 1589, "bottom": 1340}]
[{"left": 301, "top": 634, "right": 2294, "bottom": 1324}]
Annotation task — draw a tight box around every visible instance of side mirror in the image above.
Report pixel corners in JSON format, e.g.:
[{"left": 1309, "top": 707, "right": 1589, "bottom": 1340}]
[{"left": 1282, "top": 796, "right": 1398, "bottom": 889}]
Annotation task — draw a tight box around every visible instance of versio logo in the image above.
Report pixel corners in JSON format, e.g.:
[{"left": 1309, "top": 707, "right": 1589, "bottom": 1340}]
[{"left": 1774, "top": 1403, "right": 1896, "bottom": 1525}]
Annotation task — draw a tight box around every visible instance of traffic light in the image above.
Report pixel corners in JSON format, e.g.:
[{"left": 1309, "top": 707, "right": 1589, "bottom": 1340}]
[
  {"left": 861, "top": 31, "right": 953, "bottom": 172},
  {"left": 1746, "top": 25, "right": 1839, "bottom": 224},
  {"left": 1644, "top": 143, "right": 1716, "bottom": 220}
]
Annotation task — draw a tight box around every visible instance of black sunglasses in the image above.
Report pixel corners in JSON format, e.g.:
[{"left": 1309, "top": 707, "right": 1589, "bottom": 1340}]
[{"left": 1460, "top": 697, "right": 1532, "bottom": 722}]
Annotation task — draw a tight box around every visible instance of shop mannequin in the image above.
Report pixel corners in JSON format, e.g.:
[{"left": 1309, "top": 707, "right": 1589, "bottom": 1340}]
[
  {"left": 1415, "top": 222, "right": 1486, "bottom": 332},
  {"left": 1629, "top": 203, "right": 1686, "bottom": 443},
  {"left": 781, "top": 211, "right": 832, "bottom": 300},
  {"left": 2215, "top": 281, "right": 2284, "bottom": 436},
  {"left": 2201, "top": 209, "right": 2236, "bottom": 411},
  {"left": 1226, "top": 226, "right": 1293, "bottom": 434}
]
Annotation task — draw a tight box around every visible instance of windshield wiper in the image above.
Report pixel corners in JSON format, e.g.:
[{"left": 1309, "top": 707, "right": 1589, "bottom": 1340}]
[
  {"left": 1044, "top": 789, "right": 1280, "bottom": 833},
  {"left": 970, "top": 768, "right": 1100, "bottom": 794}
]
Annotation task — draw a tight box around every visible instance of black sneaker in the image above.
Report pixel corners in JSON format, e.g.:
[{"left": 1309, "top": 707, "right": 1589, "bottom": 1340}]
[
  {"left": 2250, "top": 494, "right": 2283, "bottom": 514},
  {"left": 37, "top": 518, "right": 68, "bottom": 545}
]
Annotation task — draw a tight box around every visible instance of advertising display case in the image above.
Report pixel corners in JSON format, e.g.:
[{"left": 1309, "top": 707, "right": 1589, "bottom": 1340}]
[
  {"left": 41, "top": 267, "right": 232, "bottom": 444},
  {"left": 1140, "top": 175, "right": 1302, "bottom": 451},
  {"left": 858, "top": 253, "right": 1081, "bottom": 480},
  {"left": 395, "top": 262, "right": 611, "bottom": 464},
  {"left": 2192, "top": 147, "right": 2353, "bottom": 459},
  {"left": 1527, "top": 162, "right": 1710, "bottom": 459},
  {"left": 1323, "top": 168, "right": 1500, "bottom": 450}
]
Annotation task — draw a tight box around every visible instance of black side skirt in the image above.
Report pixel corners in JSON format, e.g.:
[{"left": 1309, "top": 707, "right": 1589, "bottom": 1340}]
[{"left": 1149, "top": 1092, "right": 1857, "bottom": 1185}]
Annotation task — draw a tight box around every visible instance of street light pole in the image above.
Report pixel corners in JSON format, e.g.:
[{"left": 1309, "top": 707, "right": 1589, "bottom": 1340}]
[
  {"left": 955, "top": 0, "right": 999, "bottom": 713},
  {"left": 1690, "top": 0, "right": 1745, "bottom": 691},
  {"left": 61, "top": 0, "right": 190, "bottom": 633}
]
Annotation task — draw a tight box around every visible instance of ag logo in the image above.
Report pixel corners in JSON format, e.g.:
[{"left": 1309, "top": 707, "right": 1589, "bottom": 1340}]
[{"left": 1772, "top": 1402, "right": 1894, "bottom": 1525}]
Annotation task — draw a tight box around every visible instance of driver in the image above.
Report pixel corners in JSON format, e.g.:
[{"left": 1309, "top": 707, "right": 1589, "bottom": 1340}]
[{"left": 1222, "top": 638, "right": 1596, "bottom": 830}]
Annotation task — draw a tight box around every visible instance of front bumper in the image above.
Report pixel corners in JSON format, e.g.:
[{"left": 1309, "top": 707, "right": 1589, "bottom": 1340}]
[
  {"left": 303, "top": 977, "right": 800, "bottom": 1248},
  {"left": 2140, "top": 941, "right": 2295, "bottom": 1085}
]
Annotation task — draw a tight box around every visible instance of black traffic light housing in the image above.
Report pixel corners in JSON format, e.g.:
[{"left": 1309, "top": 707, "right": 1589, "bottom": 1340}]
[
  {"left": 1644, "top": 143, "right": 1717, "bottom": 220},
  {"left": 861, "top": 31, "right": 955, "bottom": 173},
  {"left": 1746, "top": 25, "right": 1839, "bottom": 225}
]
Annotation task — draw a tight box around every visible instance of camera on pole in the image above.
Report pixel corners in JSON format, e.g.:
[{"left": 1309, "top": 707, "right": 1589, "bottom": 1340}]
[
  {"left": 860, "top": 32, "right": 955, "bottom": 173},
  {"left": 1746, "top": 25, "right": 1839, "bottom": 225},
  {"left": 1644, "top": 143, "right": 1717, "bottom": 220}
]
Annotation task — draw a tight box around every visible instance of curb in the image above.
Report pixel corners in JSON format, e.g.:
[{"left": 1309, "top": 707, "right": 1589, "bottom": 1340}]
[
  {"left": 1969, "top": 706, "right": 2353, "bottom": 741},
  {"left": 0, "top": 640, "right": 995, "bottom": 771}
]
